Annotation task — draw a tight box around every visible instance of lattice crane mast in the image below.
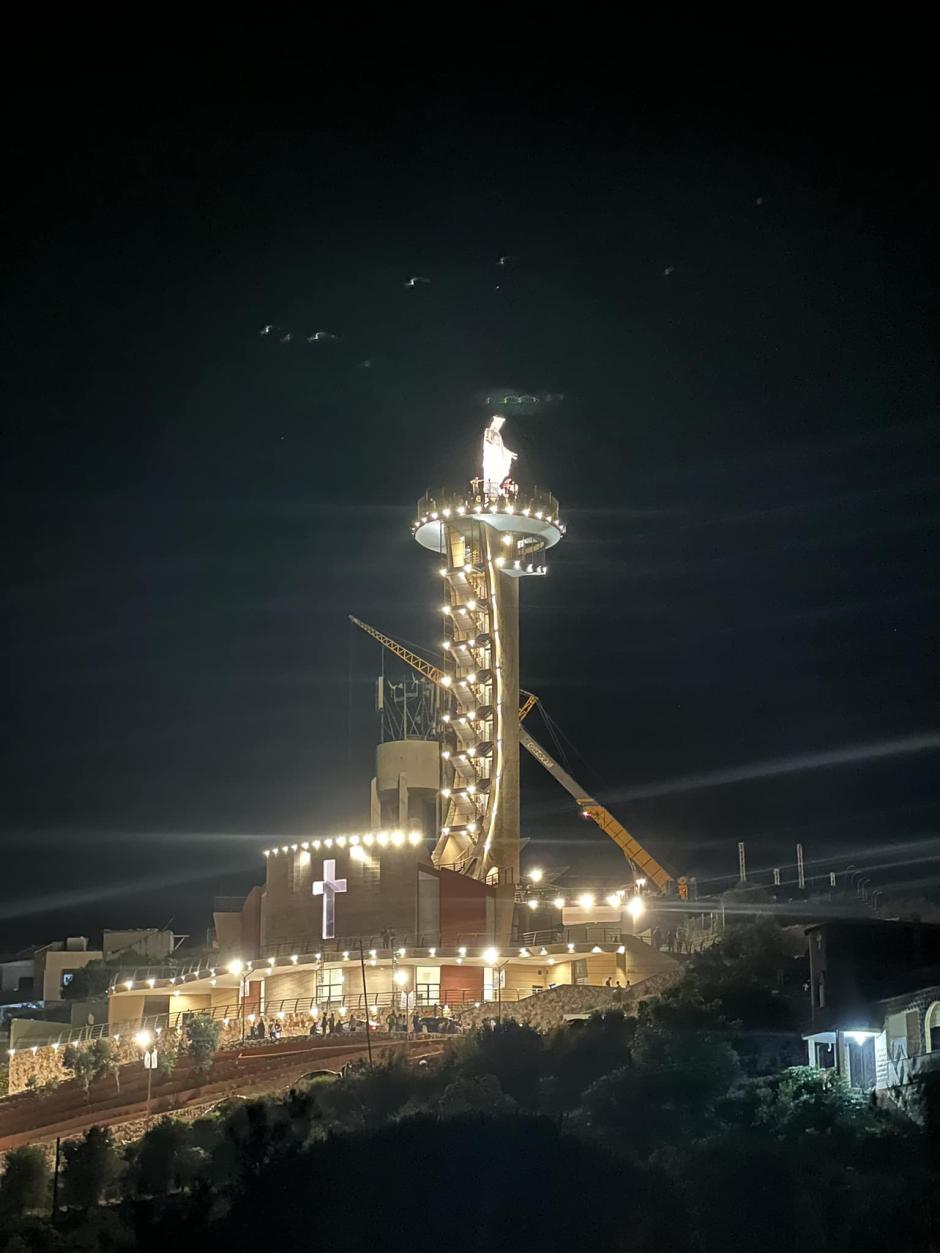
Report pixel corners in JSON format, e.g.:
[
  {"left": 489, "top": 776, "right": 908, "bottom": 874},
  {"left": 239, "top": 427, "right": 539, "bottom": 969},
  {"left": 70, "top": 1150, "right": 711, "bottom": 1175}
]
[{"left": 348, "top": 615, "right": 680, "bottom": 895}]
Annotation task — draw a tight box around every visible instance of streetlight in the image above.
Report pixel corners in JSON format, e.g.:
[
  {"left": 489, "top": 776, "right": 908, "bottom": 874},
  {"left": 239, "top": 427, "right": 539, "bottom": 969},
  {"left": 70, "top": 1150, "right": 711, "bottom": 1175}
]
[
  {"left": 626, "top": 896, "right": 646, "bottom": 923},
  {"left": 227, "top": 959, "right": 248, "bottom": 1041},
  {"left": 134, "top": 1030, "right": 156, "bottom": 1117},
  {"left": 393, "top": 966, "right": 410, "bottom": 1036}
]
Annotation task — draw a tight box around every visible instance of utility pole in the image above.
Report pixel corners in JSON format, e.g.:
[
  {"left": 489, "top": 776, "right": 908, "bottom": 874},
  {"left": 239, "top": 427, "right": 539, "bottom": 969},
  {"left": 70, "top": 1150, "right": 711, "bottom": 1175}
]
[
  {"left": 737, "top": 842, "right": 747, "bottom": 884},
  {"left": 796, "top": 843, "right": 805, "bottom": 890},
  {"left": 358, "top": 940, "right": 374, "bottom": 1066},
  {"left": 50, "top": 1136, "right": 61, "bottom": 1218}
]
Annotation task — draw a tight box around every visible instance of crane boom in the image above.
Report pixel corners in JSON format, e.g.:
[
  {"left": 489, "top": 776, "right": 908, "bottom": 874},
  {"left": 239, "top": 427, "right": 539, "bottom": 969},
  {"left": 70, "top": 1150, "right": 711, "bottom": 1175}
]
[
  {"left": 519, "top": 727, "right": 674, "bottom": 892},
  {"left": 348, "top": 616, "right": 538, "bottom": 720},
  {"left": 348, "top": 614, "right": 677, "bottom": 893},
  {"left": 348, "top": 616, "right": 444, "bottom": 685}
]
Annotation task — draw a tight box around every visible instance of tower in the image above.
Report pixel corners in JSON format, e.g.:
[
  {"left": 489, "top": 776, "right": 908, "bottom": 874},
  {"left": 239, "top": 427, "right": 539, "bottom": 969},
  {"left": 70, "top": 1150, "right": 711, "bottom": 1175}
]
[
  {"left": 412, "top": 417, "right": 565, "bottom": 883},
  {"left": 370, "top": 674, "right": 440, "bottom": 840}
]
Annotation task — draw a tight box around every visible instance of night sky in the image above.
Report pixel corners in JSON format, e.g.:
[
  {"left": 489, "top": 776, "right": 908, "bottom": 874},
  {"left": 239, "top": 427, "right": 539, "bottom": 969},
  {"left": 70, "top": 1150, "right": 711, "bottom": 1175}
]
[{"left": 2, "top": 43, "right": 937, "bottom": 948}]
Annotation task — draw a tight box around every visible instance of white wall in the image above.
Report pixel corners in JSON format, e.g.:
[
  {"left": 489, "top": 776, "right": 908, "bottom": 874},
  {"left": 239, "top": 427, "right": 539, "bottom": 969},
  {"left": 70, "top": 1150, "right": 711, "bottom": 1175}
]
[
  {"left": 42, "top": 951, "right": 103, "bottom": 1001},
  {"left": 0, "top": 960, "right": 34, "bottom": 994}
]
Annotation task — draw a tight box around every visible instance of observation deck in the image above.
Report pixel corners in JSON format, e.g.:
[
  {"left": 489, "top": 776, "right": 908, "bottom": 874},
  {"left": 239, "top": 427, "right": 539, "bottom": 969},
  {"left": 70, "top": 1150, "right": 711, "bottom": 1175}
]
[{"left": 413, "top": 485, "right": 564, "bottom": 577}]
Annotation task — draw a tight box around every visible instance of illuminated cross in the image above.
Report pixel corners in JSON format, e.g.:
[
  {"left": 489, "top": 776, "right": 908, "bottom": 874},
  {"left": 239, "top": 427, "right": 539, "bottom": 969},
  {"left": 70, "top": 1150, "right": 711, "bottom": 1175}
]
[{"left": 313, "top": 859, "right": 347, "bottom": 940}]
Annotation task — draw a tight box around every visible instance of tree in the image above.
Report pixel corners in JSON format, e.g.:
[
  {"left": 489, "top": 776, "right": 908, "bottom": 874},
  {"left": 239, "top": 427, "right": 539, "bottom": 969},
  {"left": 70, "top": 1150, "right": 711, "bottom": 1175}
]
[
  {"left": 128, "top": 1117, "right": 195, "bottom": 1197},
  {"left": 60, "top": 1127, "right": 122, "bottom": 1210},
  {"left": 185, "top": 1014, "right": 222, "bottom": 1075},
  {"left": 90, "top": 1039, "right": 122, "bottom": 1095},
  {"left": 435, "top": 1074, "right": 515, "bottom": 1118},
  {"left": 576, "top": 1001, "right": 739, "bottom": 1156},
  {"left": 63, "top": 1039, "right": 122, "bottom": 1098},
  {"left": 312, "top": 1051, "right": 435, "bottom": 1133},
  {"left": 455, "top": 1021, "right": 544, "bottom": 1108},
  {"left": 63, "top": 1043, "right": 101, "bottom": 1097},
  {"left": 677, "top": 919, "right": 807, "bottom": 1030},
  {"left": 542, "top": 1010, "right": 634, "bottom": 1110},
  {"left": 61, "top": 960, "right": 114, "bottom": 1001},
  {"left": 156, "top": 1036, "right": 179, "bottom": 1077},
  {"left": 0, "top": 1146, "right": 49, "bottom": 1218}
]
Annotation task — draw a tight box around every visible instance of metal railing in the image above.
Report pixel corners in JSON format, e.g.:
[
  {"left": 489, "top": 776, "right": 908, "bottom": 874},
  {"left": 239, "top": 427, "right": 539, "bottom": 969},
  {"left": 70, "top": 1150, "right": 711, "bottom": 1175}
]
[
  {"left": 107, "top": 960, "right": 215, "bottom": 990},
  {"left": 260, "top": 933, "right": 499, "bottom": 960},
  {"left": 416, "top": 485, "right": 561, "bottom": 524},
  {"left": 9, "top": 986, "right": 539, "bottom": 1053}
]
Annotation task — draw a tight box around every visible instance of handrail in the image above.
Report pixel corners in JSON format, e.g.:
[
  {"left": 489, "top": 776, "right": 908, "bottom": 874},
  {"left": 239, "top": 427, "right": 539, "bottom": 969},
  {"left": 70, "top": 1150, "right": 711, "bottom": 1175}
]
[
  {"left": 8, "top": 986, "right": 539, "bottom": 1054},
  {"left": 259, "top": 933, "right": 503, "bottom": 959},
  {"left": 416, "top": 485, "right": 560, "bottom": 523},
  {"left": 107, "top": 960, "right": 215, "bottom": 991}
]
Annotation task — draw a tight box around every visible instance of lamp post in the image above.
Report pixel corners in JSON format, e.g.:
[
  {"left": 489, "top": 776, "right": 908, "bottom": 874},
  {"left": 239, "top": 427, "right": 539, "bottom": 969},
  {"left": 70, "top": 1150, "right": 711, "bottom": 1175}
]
[
  {"left": 358, "top": 940, "right": 374, "bottom": 1066},
  {"left": 134, "top": 1030, "right": 157, "bottom": 1118},
  {"left": 393, "top": 965, "right": 410, "bottom": 1036},
  {"left": 227, "top": 960, "right": 248, "bottom": 1042},
  {"left": 495, "top": 959, "right": 511, "bottom": 1022}
]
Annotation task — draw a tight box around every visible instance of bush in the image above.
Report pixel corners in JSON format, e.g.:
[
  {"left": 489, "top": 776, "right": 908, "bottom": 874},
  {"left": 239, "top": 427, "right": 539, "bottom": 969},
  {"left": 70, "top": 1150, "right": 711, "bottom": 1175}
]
[
  {"left": 128, "top": 1117, "right": 195, "bottom": 1197},
  {"left": 63, "top": 1038, "right": 122, "bottom": 1098},
  {"left": 185, "top": 1015, "right": 222, "bottom": 1074},
  {"left": 156, "top": 1036, "right": 179, "bottom": 1077},
  {"left": 456, "top": 1021, "right": 544, "bottom": 1108},
  {"left": 63, "top": 1043, "right": 100, "bottom": 1096},
  {"left": 0, "top": 1146, "right": 50, "bottom": 1218},
  {"left": 60, "top": 1127, "right": 122, "bottom": 1211},
  {"left": 436, "top": 1074, "right": 516, "bottom": 1118}
]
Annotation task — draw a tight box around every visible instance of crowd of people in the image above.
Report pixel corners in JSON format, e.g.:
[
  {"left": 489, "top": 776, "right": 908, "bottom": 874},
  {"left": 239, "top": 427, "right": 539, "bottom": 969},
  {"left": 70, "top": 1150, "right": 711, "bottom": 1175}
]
[{"left": 243, "top": 1006, "right": 466, "bottom": 1043}]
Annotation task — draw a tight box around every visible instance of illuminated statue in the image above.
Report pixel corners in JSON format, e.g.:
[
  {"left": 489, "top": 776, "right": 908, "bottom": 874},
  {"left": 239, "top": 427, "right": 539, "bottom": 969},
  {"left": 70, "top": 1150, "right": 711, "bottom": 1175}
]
[{"left": 482, "top": 415, "right": 517, "bottom": 495}]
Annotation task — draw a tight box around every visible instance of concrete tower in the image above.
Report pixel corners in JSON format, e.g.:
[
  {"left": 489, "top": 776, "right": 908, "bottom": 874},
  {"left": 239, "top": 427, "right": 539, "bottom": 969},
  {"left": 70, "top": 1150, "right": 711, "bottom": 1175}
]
[{"left": 412, "top": 417, "right": 565, "bottom": 883}]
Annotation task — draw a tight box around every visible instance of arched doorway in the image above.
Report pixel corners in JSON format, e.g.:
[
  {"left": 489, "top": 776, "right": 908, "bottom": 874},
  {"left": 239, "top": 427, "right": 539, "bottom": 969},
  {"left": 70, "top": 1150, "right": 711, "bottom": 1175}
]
[{"left": 924, "top": 1002, "right": 940, "bottom": 1053}]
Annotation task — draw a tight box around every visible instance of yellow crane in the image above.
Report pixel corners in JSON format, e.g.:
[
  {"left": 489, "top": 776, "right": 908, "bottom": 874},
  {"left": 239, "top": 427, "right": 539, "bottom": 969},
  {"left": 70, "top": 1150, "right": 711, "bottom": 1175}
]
[{"left": 349, "top": 615, "right": 681, "bottom": 895}]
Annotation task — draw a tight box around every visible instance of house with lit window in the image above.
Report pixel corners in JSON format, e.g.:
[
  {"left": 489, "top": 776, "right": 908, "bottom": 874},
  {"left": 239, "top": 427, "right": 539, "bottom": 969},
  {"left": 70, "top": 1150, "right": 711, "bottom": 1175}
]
[{"left": 804, "top": 920, "right": 940, "bottom": 1091}]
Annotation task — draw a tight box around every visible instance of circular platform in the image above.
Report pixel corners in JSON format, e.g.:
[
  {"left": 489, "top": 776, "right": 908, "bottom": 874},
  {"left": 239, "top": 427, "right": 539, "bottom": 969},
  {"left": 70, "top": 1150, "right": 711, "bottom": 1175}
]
[{"left": 413, "top": 488, "right": 565, "bottom": 556}]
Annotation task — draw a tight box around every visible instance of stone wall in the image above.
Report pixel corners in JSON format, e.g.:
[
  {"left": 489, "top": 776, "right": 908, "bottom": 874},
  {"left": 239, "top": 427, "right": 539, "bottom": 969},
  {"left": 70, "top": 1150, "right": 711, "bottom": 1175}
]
[
  {"left": 5, "top": 1009, "right": 333, "bottom": 1095},
  {"left": 8, "top": 1033, "right": 147, "bottom": 1094},
  {"left": 453, "top": 970, "right": 678, "bottom": 1033}
]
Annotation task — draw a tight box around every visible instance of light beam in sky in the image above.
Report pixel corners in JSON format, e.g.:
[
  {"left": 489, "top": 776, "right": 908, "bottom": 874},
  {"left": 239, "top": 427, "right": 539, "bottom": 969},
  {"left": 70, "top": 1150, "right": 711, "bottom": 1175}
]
[{"left": 609, "top": 733, "right": 940, "bottom": 803}]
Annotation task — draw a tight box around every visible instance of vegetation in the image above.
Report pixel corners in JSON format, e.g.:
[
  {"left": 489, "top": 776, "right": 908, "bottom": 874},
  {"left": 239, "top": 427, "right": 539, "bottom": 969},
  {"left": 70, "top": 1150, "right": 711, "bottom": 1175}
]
[
  {"left": 1, "top": 922, "right": 938, "bottom": 1251},
  {"left": 62, "top": 1038, "right": 122, "bottom": 1097},
  {"left": 184, "top": 1014, "right": 222, "bottom": 1074},
  {"left": 60, "top": 959, "right": 120, "bottom": 1002},
  {"left": 59, "top": 1127, "right": 122, "bottom": 1211},
  {"left": 0, "top": 1148, "right": 48, "bottom": 1219}
]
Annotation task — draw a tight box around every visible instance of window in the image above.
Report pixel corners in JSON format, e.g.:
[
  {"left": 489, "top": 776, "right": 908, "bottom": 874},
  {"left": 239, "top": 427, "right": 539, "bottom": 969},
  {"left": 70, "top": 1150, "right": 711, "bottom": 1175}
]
[
  {"left": 814, "top": 1041, "right": 834, "bottom": 1068},
  {"left": 353, "top": 855, "right": 380, "bottom": 889},
  {"left": 906, "top": 1009, "right": 922, "bottom": 1058},
  {"left": 416, "top": 966, "right": 440, "bottom": 1005},
  {"left": 316, "top": 968, "right": 344, "bottom": 1005},
  {"left": 483, "top": 967, "right": 505, "bottom": 1001},
  {"left": 574, "top": 959, "right": 588, "bottom": 986},
  {"left": 815, "top": 973, "right": 826, "bottom": 1008},
  {"left": 60, "top": 971, "right": 75, "bottom": 990},
  {"left": 925, "top": 1002, "right": 940, "bottom": 1053}
]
